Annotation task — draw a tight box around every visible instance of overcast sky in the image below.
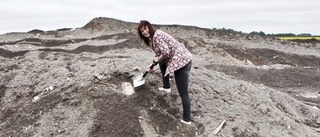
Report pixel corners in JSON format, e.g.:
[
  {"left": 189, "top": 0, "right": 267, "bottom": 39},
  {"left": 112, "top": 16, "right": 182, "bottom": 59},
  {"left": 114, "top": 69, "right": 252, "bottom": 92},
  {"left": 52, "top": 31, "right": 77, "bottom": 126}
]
[{"left": 1, "top": 0, "right": 319, "bottom": 35}]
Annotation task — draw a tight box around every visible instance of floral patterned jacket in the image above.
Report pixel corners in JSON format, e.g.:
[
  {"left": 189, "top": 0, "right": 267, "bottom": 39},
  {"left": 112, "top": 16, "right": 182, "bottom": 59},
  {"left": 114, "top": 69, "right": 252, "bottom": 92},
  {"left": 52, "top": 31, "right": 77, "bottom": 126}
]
[{"left": 151, "top": 30, "right": 192, "bottom": 76}]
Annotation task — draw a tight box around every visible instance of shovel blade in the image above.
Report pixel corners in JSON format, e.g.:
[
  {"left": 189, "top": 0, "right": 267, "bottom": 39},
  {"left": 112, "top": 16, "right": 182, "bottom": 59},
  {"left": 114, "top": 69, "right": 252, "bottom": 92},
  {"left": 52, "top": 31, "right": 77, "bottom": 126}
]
[{"left": 133, "top": 75, "right": 145, "bottom": 87}]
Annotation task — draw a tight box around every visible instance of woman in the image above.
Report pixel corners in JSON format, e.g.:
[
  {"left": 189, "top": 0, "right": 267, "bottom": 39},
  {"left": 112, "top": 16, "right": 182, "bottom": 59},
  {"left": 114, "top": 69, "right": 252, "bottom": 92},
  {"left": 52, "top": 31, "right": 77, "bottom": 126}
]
[{"left": 137, "top": 20, "right": 193, "bottom": 125}]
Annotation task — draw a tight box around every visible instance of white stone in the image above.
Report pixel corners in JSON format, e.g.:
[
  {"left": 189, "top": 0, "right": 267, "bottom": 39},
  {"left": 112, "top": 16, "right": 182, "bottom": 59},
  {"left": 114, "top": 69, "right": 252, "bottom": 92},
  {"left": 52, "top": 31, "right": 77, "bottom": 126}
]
[
  {"left": 32, "top": 96, "right": 40, "bottom": 102},
  {"left": 121, "top": 82, "right": 135, "bottom": 96}
]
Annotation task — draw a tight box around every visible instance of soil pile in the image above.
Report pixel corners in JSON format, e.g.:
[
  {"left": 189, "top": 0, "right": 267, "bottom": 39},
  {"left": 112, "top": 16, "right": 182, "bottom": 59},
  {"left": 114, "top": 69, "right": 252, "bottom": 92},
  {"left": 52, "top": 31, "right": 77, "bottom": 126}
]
[{"left": 0, "top": 17, "right": 319, "bottom": 137}]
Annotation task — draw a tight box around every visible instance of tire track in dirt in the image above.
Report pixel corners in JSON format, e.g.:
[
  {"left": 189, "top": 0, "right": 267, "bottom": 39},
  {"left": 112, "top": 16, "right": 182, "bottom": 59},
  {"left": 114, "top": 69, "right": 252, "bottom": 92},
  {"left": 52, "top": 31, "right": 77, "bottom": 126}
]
[{"left": 217, "top": 44, "right": 320, "bottom": 67}]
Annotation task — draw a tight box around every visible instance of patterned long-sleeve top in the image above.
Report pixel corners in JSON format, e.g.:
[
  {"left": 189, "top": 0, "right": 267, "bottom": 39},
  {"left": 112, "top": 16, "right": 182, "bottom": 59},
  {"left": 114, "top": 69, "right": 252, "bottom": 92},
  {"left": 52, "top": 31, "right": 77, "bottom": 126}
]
[{"left": 151, "top": 30, "right": 192, "bottom": 76}]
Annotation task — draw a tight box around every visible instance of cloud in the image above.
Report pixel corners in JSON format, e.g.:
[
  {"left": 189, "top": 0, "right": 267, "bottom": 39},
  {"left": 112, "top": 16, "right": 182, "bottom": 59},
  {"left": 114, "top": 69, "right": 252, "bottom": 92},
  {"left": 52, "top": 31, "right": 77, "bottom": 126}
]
[{"left": 0, "top": 0, "right": 319, "bottom": 35}]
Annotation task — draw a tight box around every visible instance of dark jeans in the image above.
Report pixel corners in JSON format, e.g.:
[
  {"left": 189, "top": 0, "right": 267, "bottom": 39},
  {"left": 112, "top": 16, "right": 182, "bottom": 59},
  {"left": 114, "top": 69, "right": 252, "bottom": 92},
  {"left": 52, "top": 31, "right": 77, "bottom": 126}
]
[{"left": 159, "top": 60, "right": 192, "bottom": 122}]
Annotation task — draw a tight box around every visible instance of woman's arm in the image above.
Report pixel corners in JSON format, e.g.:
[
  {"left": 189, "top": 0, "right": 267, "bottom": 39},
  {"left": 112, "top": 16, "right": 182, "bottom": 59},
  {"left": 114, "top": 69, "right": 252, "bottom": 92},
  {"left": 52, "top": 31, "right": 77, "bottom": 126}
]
[
  {"left": 154, "top": 32, "right": 171, "bottom": 62},
  {"left": 154, "top": 54, "right": 165, "bottom": 63}
]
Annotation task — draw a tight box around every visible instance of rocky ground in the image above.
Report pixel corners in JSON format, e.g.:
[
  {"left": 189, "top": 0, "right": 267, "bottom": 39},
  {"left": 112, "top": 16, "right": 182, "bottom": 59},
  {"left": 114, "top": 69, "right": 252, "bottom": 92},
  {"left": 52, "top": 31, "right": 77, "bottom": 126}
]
[{"left": 0, "top": 17, "right": 319, "bottom": 137}]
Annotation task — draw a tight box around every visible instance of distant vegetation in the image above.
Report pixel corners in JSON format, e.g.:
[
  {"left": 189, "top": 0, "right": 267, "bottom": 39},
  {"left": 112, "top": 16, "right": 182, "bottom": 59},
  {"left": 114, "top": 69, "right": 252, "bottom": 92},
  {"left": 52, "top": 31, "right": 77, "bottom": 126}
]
[
  {"left": 276, "top": 36, "right": 320, "bottom": 40},
  {"left": 209, "top": 28, "right": 320, "bottom": 41},
  {"left": 248, "top": 31, "right": 320, "bottom": 41}
]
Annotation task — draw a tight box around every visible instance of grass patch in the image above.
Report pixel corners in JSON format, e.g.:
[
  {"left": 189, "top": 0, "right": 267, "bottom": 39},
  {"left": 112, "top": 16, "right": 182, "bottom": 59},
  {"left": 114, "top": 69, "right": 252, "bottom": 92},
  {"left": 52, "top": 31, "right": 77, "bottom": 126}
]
[{"left": 276, "top": 36, "right": 320, "bottom": 40}]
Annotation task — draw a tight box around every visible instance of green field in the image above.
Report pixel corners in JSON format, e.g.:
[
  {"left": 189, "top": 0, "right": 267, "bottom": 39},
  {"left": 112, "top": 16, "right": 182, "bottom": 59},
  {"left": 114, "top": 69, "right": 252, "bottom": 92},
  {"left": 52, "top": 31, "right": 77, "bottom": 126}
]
[{"left": 276, "top": 36, "right": 320, "bottom": 40}]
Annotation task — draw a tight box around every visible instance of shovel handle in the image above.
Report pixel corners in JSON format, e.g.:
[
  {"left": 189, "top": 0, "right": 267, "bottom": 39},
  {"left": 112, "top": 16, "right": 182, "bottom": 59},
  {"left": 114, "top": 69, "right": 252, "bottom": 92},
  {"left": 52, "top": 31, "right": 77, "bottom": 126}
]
[{"left": 142, "top": 61, "right": 158, "bottom": 77}]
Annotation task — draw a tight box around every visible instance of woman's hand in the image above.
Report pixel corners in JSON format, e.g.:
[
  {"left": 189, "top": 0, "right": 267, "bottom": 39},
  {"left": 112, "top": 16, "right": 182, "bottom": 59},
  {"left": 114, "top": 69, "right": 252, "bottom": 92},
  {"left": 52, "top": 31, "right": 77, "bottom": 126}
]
[
  {"left": 148, "top": 57, "right": 160, "bottom": 73},
  {"left": 147, "top": 68, "right": 154, "bottom": 73},
  {"left": 147, "top": 60, "right": 156, "bottom": 73}
]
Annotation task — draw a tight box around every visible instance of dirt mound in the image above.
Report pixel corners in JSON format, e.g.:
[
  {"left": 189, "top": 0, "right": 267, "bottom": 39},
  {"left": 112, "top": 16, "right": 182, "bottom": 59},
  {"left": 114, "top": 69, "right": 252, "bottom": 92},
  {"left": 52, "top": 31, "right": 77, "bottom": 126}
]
[
  {"left": 82, "top": 17, "right": 136, "bottom": 34},
  {"left": 0, "top": 17, "right": 319, "bottom": 137}
]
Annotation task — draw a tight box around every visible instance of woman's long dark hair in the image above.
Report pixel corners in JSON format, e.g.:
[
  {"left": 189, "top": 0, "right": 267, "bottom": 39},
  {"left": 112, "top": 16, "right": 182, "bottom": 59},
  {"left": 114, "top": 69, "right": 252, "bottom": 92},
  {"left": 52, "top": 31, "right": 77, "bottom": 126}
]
[{"left": 137, "top": 20, "right": 155, "bottom": 47}]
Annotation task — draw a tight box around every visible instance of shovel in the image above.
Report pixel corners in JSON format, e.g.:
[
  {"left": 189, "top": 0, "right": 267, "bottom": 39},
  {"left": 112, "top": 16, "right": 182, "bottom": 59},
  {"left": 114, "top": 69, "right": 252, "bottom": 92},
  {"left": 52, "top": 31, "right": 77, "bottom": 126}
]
[{"left": 133, "top": 61, "right": 158, "bottom": 88}]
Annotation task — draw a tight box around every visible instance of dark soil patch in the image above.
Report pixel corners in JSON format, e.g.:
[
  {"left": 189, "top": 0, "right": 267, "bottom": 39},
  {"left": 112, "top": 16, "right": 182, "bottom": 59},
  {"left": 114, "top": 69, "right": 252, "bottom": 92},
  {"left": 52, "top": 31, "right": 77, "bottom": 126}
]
[
  {"left": 0, "top": 48, "right": 29, "bottom": 58},
  {"left": 0, "top": 85, "right": 6, "bottom": 102},
  {"left": 90, "top": 92, "right": 144, "bottom": 137},
  {"left": 28, "top": 29, "right": 45, "bottom": 34},
  {"left": 290, "top": 39, "right": 320, "bottom": 44},
  {"left": 39, "top": 38, "right": 142, "bottom": 54}
]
